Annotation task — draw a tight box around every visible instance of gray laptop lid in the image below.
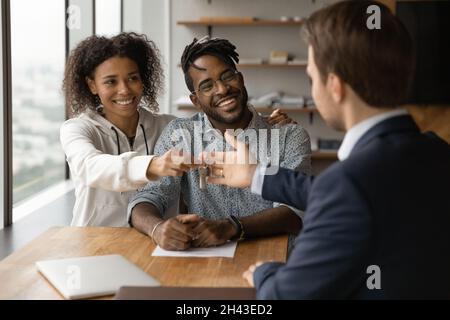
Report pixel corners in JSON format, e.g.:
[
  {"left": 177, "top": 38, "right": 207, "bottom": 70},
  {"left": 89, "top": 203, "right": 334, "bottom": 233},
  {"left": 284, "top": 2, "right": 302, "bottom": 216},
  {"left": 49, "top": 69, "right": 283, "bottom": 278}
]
[{"left": 36, "top": 254, "right": 160, "bottom": 299}]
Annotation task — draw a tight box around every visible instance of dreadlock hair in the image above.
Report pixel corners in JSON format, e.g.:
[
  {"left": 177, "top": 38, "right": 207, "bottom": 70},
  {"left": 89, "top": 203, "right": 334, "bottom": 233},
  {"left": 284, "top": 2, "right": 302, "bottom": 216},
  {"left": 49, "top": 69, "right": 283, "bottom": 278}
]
[
  {"left": 181, "top": 37, "right": 239, "bottom": 92},
  {"left": 63, "top": 32, "right": 163, "bottom": 115}
]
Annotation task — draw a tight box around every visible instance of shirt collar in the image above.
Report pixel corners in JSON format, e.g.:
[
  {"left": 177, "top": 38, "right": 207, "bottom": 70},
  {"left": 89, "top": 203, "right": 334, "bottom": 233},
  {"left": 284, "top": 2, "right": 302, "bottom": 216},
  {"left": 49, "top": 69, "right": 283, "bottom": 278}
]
[{"left": 337, "top": 109, "right": 409, "bottom": 161}]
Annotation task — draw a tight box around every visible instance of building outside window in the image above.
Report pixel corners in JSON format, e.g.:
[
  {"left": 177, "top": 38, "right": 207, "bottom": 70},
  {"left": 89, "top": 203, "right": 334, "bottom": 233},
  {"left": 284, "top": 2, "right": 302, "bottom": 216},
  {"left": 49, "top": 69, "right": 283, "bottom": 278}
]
[{"left": 10, "top": 0, "right": 66, "bottom": 206}]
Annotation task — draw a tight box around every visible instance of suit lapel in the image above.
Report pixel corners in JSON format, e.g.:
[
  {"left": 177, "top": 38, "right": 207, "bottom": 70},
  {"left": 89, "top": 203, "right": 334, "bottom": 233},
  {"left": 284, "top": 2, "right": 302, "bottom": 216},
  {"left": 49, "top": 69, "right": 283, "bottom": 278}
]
[{"left": 351, "top": 115, "right": 420, "bottom": 156}]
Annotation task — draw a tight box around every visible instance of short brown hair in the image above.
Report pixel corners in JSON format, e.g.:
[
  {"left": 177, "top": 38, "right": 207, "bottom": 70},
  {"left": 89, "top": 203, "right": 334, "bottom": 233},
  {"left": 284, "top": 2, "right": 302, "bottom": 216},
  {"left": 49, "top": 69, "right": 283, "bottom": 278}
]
[{"left": 304, "top": 0, "right": 415, "bottom": 107}]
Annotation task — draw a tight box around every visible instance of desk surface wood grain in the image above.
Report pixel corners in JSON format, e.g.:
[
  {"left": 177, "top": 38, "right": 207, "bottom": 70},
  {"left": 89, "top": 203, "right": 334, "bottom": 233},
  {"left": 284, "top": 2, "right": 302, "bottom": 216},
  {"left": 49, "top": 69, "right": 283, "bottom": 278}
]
[{"left": 0, "top": 227, "right": 288, "bottom": 299}]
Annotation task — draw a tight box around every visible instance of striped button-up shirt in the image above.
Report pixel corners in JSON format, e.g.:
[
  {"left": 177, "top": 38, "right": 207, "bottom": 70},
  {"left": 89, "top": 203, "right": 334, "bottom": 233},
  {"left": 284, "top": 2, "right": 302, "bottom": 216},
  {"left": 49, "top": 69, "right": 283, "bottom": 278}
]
[{"left": 128, "top": 107, "right": 311, "bottom": 222}]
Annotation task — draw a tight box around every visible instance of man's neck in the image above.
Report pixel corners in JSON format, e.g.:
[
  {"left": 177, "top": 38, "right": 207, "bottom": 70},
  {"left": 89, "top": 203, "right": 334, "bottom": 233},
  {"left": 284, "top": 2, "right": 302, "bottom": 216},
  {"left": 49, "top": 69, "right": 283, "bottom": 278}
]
[
  {"left": 343, "top": 101, "right": 395, "bottom": 131},
  {"left": 209, "top": 108, "right": 253, "bottom": 134}
]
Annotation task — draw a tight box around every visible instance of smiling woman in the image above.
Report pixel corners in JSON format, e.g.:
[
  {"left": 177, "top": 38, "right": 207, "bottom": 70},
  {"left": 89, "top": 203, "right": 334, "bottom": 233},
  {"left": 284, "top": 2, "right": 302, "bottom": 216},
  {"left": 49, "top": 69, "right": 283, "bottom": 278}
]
[{"left": 85, "top": 56, "right": 144, "bottom": 136}]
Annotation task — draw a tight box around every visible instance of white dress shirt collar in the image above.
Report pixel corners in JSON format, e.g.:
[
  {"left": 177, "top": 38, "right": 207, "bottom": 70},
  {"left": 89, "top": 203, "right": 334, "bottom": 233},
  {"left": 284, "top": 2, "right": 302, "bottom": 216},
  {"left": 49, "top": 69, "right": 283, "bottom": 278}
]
[{"left": 337, "top": 109, "right": 409, "bottom": 161}]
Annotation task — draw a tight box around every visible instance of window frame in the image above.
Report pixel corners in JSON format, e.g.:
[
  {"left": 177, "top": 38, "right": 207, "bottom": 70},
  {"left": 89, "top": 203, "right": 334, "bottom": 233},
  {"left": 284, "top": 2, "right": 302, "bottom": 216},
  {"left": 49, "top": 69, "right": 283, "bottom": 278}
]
[
  {"left": 3, "top": 0, "right": 70, "bottom": 227},
  {"left": 2, "top": 0, "right": 12, "bottom": 228}
]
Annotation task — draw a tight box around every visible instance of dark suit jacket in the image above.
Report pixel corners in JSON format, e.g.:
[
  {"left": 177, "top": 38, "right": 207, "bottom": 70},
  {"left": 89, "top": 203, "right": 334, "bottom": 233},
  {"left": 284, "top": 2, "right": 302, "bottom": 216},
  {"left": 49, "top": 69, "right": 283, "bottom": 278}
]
[{"left": 254, "top": 115, "right": 450, "bottom": 299}]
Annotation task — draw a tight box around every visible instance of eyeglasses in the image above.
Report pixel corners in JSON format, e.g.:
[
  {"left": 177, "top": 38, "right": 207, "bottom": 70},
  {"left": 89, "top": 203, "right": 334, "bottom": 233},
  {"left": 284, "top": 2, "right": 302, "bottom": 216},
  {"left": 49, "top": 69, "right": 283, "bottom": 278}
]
[{"left": 192, "top": 69, "right": 241, "bottom": 97}]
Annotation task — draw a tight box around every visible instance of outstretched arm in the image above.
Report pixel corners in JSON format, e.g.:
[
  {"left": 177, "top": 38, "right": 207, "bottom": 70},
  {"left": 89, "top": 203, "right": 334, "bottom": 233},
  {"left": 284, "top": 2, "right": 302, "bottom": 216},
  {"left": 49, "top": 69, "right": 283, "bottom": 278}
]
[
  {"left": 260, "top": 166, "right": 315, "bottom": 211},
  {"left": 61, "top": 120, "right": 194, "bottom": 192}
]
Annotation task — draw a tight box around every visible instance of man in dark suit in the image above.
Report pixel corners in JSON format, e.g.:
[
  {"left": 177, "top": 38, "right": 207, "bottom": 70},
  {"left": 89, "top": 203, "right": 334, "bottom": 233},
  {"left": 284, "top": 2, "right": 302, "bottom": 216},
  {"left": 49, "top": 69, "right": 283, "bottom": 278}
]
[{"left": 204, "top": 0, "right": 450, "bottom": 299}]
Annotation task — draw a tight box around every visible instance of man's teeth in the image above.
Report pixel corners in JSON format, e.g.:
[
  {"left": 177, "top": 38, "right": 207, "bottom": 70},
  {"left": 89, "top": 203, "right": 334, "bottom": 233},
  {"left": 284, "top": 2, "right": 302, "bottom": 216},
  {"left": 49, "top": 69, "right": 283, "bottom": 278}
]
[
  {"left": 218, "top": 98, "right": 235, "bottom": 107},
  {"left": 115, "top": 99, "right": 133, "bottom": 105}
]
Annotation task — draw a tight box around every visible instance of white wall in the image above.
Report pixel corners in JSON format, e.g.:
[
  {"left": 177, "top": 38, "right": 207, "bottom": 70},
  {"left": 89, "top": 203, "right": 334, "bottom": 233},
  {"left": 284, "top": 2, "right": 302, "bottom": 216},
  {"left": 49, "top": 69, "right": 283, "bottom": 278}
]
[
  {"left": 123, "top": 0, "right": 143, "bottom": 33},
  {"left": 95, "top": 0, "right": 121, "bottom": 37},
  {"left": 142, "top": 0, "right": 171, "bottom": 114},
  {"left": 124, "top": 0, "right": 170, "bottom": 114},
  {"left": 68, "top": 0, "right": 94, "bottom": 51}
]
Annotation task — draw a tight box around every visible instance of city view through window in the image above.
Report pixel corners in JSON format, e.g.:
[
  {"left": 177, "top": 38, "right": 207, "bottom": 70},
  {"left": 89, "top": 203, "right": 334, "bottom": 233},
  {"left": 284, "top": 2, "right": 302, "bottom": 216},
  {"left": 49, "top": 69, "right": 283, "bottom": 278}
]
[{"left": 11, "top": 0, "right": 66, "bottom": 204}]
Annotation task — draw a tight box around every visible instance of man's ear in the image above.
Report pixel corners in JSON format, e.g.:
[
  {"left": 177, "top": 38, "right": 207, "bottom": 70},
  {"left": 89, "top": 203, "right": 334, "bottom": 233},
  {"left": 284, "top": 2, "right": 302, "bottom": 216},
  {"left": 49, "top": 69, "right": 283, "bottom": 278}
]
[
  {"left": 189, "top": 93, "right": 201, "bottom": 110},
  {"left": 86, "top": 76, "right": 97, "bottom": 95},
  {"left": 327, "top": 73, "right": 345, "bottom": 103}
]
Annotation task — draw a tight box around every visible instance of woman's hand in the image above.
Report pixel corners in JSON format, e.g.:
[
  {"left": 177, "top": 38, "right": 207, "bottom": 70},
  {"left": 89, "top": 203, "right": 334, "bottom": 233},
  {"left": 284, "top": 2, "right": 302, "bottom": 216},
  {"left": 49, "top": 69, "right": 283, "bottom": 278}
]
[
  {"left": 266, "top": 108, "right": 297, "bottom": 125},
  {"left": 147, "top": 149, "right": 197, "bottom": 179}
]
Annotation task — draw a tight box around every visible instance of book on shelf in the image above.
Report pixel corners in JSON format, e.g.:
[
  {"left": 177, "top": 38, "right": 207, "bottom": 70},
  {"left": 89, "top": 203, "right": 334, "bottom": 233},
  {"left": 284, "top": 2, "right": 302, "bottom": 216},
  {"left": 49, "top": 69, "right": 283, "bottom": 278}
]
[
  {"left": 249, "top": 92, "right": 313, "bottom": 109},
  {"left": 276, "top": 95, "right": 305, "bottom": 107},
  {"left": 279, "top": 16, "right": 304, "bottom": 22},
  {"left": 239, "top": 58, "right": 264, "bottom": 65},
  {"left": 269, "top": 51, "right": 288, "bottom": 64}
]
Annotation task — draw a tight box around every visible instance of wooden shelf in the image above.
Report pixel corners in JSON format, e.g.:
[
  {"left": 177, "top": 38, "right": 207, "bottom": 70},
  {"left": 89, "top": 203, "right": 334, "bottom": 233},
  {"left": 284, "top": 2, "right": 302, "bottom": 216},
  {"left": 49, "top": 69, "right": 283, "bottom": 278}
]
[
  {"left": 254, "top": 107, "right": 317, "bottom": 113},
  {"left": 238, "top": 63, "right": 307, "bottom": 68},
  {"left": 177, "top": 105, "right": 336, "bottom": 161},
  {"left": 177, "top": 105, "right": 198, "bottom": 111},
  {"left": 177, "top": 20, "right": 304, "bottom": 26},
  {"left": 312, "top": 150, "right": 338, "bottom": 160},
  {"left": 177, "top": 63, "right": 306, "bottom": 69},
  {"left": 177, "top": 105, "right": 317, "bottom": 113}
]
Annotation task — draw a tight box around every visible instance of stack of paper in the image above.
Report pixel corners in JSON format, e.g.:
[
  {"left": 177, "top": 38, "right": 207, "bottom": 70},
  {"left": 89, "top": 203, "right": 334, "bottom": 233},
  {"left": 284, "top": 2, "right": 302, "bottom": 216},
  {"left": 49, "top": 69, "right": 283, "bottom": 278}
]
[{"left": 152, "top": 241, "right": 237, "bottom": 258}]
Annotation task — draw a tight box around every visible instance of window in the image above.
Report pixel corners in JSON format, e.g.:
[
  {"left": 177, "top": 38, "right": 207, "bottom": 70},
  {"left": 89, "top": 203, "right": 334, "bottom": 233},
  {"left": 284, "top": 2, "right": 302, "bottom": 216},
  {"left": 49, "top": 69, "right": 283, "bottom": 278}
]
[
  {"left": 10, "top": 0, "right": 66, "bottom": 205},
  {"left": 95, "top": 0, "right": 122, "bottom": 36},
  {"left": 3, "top": 0, "right": 124, "bottom": 224},
  {"left": 1, "top": 2, "right": 5, "bottom": 228}
]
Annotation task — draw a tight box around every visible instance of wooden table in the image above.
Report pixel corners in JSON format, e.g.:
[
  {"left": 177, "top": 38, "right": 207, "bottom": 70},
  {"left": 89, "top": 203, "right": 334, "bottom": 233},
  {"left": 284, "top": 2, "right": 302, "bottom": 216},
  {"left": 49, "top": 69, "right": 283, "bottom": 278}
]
[{"left": 0, "top": 227, "right": 288, "bottom": 299}]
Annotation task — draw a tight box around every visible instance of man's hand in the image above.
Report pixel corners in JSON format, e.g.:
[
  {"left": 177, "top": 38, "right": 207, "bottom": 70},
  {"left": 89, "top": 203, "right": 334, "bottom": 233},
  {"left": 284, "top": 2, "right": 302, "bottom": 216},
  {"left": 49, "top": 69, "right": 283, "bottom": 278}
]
[
  {"left": 152, "top": 214, "right": 203, "bottom": 251},
  {"left": 242, "top": 261, "right": 265, "bottom": 287},
  {"left": 266, "top": 108, "right": 297, "bottom": 125},
  {"left": 200, "top": 131, "right": 258, "bottom": 188},
  {"left": 191, "top": 219, "right": 236, "bottom": 248}
]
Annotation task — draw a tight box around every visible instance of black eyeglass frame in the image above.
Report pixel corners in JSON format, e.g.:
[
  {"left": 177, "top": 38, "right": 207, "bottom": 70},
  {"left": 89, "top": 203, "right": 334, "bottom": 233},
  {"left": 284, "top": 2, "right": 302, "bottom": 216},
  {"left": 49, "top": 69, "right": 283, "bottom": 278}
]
[{"left": 191, "top": 69, "right": 241, "bottom": 97}]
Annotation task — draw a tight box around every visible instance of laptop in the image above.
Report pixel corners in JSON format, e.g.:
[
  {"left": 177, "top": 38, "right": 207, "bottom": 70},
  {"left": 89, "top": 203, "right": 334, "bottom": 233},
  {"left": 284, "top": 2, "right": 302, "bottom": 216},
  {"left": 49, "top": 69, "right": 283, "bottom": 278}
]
[{"left": 36, "top": 254, "right": 160, "bottom": 299}]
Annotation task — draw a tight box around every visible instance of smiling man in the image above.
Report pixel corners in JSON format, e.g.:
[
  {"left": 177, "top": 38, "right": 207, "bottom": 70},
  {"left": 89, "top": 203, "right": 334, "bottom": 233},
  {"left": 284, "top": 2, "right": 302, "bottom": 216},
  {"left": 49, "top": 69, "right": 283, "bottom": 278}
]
[{"left": 128, "top": 37, "right": 311, "bottom": 251}]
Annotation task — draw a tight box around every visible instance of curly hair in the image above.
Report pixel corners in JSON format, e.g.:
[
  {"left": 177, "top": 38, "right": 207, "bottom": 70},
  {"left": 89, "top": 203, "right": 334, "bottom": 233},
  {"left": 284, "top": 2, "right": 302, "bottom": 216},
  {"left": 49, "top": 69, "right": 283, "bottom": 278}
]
[
  {"left": 181, "top": 37, "right": 239, "bottom": 92},
  {"left": 63, "top": 32, "right": 163, "bottom": 115}
]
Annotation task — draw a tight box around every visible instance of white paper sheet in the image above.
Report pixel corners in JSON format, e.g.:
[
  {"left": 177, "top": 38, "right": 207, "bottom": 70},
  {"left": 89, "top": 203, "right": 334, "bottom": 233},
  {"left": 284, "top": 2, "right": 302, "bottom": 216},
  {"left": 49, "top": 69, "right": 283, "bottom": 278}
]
[{"left": 152, "top": 241, "right": 237, "bottom": 258}]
